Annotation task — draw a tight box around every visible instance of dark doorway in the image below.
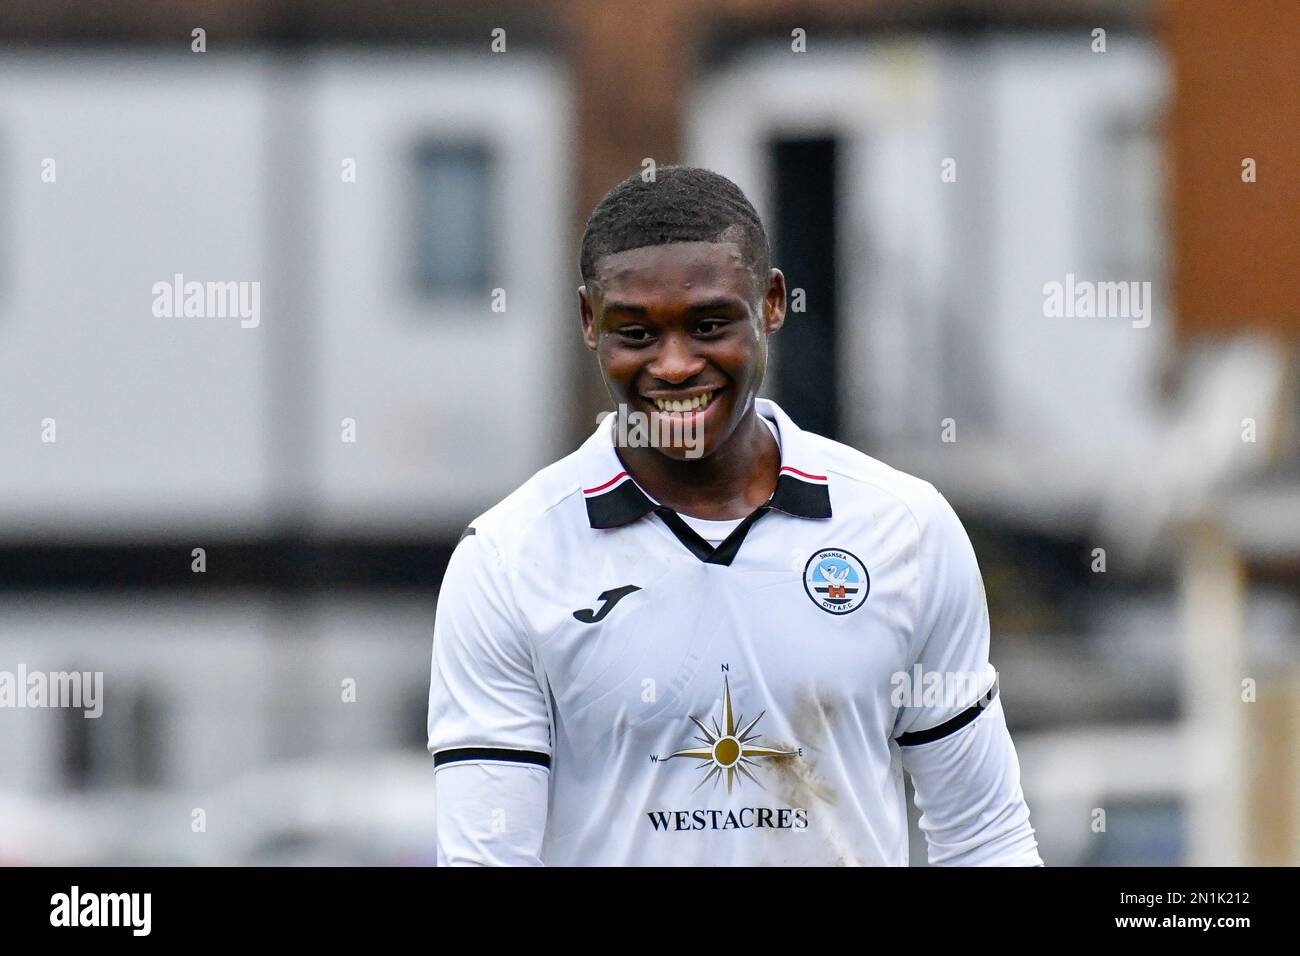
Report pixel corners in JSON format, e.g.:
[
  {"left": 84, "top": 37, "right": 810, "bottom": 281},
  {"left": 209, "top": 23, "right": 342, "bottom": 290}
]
[{"left": 769, "top": 137, "right": 840, "bottom": 440}]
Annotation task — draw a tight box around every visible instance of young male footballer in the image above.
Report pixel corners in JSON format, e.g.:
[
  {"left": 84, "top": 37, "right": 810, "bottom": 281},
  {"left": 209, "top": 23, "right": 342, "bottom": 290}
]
[{"left": 427, "top": 166, "right": 1042, "bottom": 866}]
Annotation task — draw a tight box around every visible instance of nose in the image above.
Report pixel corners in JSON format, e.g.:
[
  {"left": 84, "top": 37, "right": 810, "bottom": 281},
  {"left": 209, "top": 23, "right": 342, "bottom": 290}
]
[{"left": 647, "top": 331, "right": 706, "bottom": 385}]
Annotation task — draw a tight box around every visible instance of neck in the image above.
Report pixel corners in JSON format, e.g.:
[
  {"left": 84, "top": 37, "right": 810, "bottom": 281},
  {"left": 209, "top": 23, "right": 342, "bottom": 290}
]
[{"left": 615, "top": 405, "right": 780, "bottom": 520}]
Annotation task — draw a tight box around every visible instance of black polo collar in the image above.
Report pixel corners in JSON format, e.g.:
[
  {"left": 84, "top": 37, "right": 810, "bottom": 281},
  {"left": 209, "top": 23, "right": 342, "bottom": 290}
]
[{"left": 580, "top": 400, "right": 832, "bottom": 532}]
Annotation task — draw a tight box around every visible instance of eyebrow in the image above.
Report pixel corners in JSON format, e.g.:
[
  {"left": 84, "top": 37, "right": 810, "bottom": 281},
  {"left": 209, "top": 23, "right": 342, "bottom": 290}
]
[{"left": 602, "top": 297, "right": 745, "bottom": 318}]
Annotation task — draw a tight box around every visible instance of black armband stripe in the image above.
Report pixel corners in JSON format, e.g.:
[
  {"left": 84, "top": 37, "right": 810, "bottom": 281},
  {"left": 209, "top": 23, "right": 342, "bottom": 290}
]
[
  {"left": 896, "top": 678, "right": 1000, "bottom": 747},
  {"left": 434, "top": 747, "right": 550, "bottom": 769}
]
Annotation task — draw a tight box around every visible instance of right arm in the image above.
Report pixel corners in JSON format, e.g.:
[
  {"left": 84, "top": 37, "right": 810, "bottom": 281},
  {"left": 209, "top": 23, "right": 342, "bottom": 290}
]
[{"left": 427, "top": 530, "right": 552, "bottom": 865}]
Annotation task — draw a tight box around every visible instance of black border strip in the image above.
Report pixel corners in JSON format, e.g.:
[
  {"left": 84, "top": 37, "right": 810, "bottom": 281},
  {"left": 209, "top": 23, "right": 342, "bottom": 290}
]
[
  {"left": 0, "top": 540, "right": 460, "bottom": 591},
  {"left": 433, "top": 747, "right": 551, "bottom": 769},
  {"left": 896, "top": 678, "right": 1000, "bottom": 747}
]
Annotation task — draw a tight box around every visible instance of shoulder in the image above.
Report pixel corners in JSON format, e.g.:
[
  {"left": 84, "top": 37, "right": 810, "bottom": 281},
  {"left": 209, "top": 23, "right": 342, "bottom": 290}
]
[
  {"left": 458, "top": 445, "right": 589, "bottom": 564},
  {"left": 808, "top": 431, "right": 954, "bottom": 535}
]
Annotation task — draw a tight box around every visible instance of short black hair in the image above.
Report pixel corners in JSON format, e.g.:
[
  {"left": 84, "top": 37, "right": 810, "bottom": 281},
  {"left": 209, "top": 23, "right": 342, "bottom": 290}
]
[{"left": 579, "top": 165, "right": 770, "bottom": 293}]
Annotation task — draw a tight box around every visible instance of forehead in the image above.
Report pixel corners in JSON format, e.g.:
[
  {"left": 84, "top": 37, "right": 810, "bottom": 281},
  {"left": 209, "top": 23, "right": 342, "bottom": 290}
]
[{"left": 590, "top": 241, "right": 756, "bottom": 302}]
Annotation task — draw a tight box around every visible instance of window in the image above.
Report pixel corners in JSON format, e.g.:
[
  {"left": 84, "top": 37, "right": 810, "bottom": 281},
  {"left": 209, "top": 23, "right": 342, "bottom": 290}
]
[
  {"left": 1083, "top": 797, "right": 1185, "bottom": 866},
  {"left": 60, "top": 682, "right": 166, "bottom": 789},
  {"left": 1095, "top": 115, "right": 1165, "bottom": 279},
  {"left": 769, "top": 136, "right": 841, "bottom": 440},
  {"left": 412, "top": 142, "right": 494, "bottom": 295}
]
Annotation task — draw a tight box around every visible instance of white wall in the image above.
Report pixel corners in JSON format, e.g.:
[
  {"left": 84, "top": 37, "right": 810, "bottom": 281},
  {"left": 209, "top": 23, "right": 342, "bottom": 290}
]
[
  {"left": 0, "top": 48, "right": 571, "bottom": 541},
  {"left": 687, "top": 37, "right": 1170, "bottom": 528},
  {"left": 0, "top": 51, "right": 274, "bottom": 540}
]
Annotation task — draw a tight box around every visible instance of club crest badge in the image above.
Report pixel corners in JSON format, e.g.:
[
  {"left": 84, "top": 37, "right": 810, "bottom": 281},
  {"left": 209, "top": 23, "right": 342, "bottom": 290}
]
[{"left": 803, "top": 548, "right": 869, "bottom": 614}]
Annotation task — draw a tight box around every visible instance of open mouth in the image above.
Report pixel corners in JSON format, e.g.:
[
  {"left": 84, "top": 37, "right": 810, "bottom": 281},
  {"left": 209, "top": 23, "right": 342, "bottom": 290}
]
[{"left": 645, "top": 388, "right": 721, "bottom": 416}]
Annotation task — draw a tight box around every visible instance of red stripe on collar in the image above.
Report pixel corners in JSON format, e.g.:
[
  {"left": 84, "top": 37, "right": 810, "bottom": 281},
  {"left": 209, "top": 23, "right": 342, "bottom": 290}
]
[
  {"left": 780, "top": 465, "right": 827, "bottom": 482},
  {"left": 583, "top": 472, "right": 629, "bottom": 496}
]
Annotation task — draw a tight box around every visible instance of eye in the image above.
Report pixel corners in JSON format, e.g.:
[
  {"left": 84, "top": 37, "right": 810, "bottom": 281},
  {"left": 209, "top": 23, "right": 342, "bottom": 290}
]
[
  {"left": 614, "top": 326, "right": 653, "bottom": 343},
  {"left": 694, "top": 318, "right": 728, "bottom": 336}
]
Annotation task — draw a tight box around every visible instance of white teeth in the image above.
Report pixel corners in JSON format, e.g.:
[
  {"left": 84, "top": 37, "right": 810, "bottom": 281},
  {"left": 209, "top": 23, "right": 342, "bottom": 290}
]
[{"left": 653, "top": 390, "right": 715, "bottom": 413}]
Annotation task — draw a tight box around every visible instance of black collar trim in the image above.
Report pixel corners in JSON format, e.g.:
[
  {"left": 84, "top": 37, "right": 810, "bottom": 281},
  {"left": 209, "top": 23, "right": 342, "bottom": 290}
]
[
  {"left": 654, "top": 505, "right": 774, "bottom": 567},
  {"left": 769, "top": 466, "right": 832, "bottom": 520},
  {"left": 583, "top": 466, "right": 832, "bottom": 569},
  {"left": 584, "top": 466, "right": 831, "bottom": 531},
  {"left": 584, "top": 472, "right": 656, "bottom": 529}
]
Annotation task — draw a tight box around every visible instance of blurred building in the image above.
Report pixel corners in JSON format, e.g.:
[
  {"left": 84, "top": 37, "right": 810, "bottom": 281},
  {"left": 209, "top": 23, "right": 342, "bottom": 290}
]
[{"left": 0, "top": 0, "right": 1296, "bottom": 865}]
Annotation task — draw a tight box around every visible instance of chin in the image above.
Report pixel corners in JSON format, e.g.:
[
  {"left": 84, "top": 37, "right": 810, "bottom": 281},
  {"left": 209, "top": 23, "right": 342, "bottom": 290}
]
[{"left": 658, "top": 440, "right": 714, "bottom": 463}]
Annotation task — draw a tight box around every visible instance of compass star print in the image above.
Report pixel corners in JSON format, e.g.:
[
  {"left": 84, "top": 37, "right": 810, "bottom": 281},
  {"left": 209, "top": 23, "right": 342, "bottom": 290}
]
[{"left": 663, "top": 675, "right": 796, "bottom": 793}]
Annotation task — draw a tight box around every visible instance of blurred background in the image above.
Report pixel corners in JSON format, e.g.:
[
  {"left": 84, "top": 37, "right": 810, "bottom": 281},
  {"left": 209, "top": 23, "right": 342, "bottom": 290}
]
[{"left": 0, "top": 0, "right": 1297, "bottom": 865}]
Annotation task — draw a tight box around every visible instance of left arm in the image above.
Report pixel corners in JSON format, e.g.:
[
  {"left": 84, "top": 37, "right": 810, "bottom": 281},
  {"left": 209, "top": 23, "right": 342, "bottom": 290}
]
[
  {"left": 893, "top": 484, "right": 1042, "bottom": 866},
  {"left": 900, "top": 693, "right": 1042, "bottom": 866}
]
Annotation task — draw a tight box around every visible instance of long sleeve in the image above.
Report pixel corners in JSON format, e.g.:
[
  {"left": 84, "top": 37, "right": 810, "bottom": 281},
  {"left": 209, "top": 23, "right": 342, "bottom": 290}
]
[
  {"left": 428, "top": 529, "right": 553, "bottom": 865},
  {"left": 435, "top": 762, "right": 550, "bottom": 866},
  {"left": 893, "top": 484, "right": 1042, "bottom": 866},
  {"left": 900, "top": 696, "right": 1042, "bottom": 865}
]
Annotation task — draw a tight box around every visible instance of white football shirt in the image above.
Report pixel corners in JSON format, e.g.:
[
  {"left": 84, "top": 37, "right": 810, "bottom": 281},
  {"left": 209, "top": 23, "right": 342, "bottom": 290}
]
[{"left": 427, "top": 399, "right": 1040, "bottom": 866}]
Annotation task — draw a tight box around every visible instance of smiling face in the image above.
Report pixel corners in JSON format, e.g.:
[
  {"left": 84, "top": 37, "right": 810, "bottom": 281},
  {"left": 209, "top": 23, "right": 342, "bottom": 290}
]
[{"left": 580, "top": 240, "right": 786, "bottom": 461}]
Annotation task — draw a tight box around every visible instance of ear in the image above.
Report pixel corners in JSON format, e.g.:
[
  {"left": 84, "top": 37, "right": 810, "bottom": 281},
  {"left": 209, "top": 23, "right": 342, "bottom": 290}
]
[
  {"left": 579, "top": 284, "right": 599, "bottom": 351},
  {"left": 763, "top": 268, "right": 787, "bottom": 335}
]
